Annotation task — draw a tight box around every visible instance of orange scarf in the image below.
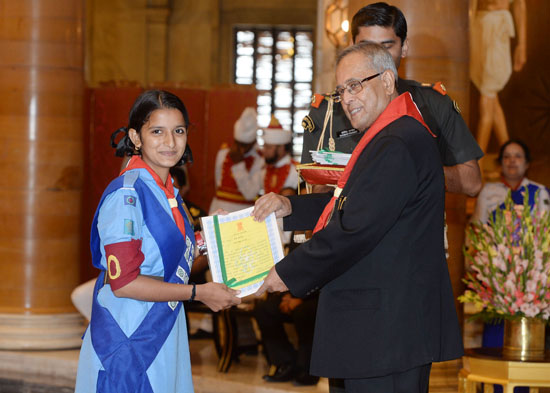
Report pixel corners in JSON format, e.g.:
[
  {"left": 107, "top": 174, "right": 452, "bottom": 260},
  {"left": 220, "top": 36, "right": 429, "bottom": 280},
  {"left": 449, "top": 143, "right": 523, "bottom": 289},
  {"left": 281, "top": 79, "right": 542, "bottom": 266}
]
[
  {"left": 313, "top": 93, "right": 434, "bottom": 233},
  {"left": 121, "top": 156, "right": 186, "bottom": 238}
]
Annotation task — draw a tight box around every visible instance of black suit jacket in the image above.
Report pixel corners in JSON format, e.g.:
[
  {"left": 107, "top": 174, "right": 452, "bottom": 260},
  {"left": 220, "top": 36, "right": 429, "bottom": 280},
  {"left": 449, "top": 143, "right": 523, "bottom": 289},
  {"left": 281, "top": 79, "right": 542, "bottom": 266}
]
[{"left": 277, "top": 115, "right": 463, "bottom": 379}]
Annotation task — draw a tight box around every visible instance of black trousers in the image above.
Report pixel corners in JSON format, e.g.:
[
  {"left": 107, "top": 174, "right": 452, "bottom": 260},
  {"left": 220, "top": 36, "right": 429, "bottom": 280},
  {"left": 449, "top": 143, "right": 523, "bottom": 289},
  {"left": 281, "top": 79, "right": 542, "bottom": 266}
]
[
  {"left": 253, "top": 292, "right": 318, "bottom": 372},
  {"left": 337, "top": 363, "right": 432, "bottom": 393}
]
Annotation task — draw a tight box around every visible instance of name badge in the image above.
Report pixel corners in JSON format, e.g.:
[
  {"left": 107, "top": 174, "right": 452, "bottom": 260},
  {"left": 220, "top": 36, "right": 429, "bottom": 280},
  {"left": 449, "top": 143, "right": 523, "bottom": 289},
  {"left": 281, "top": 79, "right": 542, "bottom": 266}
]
[{"left": 336, "top": 128, "right": 360, "bottom": 139}]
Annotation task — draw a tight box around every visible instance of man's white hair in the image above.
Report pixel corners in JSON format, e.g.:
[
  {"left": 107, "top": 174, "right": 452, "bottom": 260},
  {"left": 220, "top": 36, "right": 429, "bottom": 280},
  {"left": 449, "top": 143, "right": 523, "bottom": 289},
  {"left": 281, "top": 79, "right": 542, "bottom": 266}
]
[{"left": 336, "top": 42, "right": 397, "bottom": 79}]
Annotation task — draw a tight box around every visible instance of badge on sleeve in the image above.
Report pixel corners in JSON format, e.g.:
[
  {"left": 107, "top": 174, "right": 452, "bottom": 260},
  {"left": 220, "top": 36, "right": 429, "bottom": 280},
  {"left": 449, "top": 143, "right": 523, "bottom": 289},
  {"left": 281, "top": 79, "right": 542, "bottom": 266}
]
[
  {"left": 107, "top": 255, "right": 121, "bottom": 280},
  {"left": 124, "top": 219, "right": 135, "bottom": 235},
  {"left": 124, "top": 195, "right": 136, "bottom": 206},
  {"left": 302, "top": 115, "right": 315, "bottom": 133}
]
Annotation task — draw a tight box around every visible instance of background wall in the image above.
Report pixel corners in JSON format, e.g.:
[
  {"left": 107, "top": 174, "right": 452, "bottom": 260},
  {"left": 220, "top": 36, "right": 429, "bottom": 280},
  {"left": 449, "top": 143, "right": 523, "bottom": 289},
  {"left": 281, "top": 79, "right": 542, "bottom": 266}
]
[{"left": 86, "top": 0, "right": 317, "bottom": 87}]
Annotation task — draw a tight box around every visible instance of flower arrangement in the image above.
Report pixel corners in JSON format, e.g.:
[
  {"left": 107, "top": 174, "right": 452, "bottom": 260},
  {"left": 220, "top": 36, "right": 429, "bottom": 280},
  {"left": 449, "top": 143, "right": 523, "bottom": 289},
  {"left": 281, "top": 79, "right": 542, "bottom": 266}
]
[{"left": 459, "top": 191, "right": 550, "bottom": 322}]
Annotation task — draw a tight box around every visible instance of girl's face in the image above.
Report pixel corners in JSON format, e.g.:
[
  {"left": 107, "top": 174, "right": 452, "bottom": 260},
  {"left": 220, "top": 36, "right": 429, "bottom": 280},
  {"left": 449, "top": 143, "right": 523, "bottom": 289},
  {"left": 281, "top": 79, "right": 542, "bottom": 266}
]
[{"left": 129, "top": 108, "right": 187, "bottom": 181}]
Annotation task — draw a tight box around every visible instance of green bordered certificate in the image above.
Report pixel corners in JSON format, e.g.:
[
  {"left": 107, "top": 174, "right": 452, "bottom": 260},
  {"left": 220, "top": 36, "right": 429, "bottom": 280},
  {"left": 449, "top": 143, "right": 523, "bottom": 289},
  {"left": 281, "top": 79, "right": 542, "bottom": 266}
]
[{"left": 200, "top": 207, "right": 284, "bottom": 297}]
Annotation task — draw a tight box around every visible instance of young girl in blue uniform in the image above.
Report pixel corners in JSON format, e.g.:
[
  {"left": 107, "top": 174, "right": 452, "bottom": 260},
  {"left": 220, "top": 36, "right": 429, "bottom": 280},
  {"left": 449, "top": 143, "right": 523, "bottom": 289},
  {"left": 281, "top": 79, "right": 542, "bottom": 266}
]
[{"left": 75, "top": 90, "right": 241, "bottom": 393}]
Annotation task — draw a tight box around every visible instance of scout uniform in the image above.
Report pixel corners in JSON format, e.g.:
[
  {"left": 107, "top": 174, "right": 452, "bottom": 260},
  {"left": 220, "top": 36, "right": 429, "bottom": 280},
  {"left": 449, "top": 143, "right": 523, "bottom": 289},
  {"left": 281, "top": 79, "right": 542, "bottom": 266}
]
[
  {"left": 75, "top": 157, "right": 195, "bottom": 393},
  {"left": 209, "top": 107, "right": 264, "bottom": 214},
  {"left": 472, "top": 178, "right": 550, "bottom": 224}
]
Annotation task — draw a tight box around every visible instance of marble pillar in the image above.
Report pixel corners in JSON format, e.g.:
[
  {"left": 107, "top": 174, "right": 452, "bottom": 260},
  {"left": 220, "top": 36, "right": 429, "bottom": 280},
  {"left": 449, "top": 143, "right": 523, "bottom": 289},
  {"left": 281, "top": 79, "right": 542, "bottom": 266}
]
[{"left": 0, "top": 0, "right": 85, "bottom": 349}]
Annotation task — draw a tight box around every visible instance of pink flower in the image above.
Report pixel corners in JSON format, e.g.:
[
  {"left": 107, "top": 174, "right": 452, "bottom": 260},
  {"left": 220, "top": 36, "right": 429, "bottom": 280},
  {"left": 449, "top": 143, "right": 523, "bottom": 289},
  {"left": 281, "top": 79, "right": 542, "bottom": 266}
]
[
  {"left": 520, "top": 303, "right": 540, "bottom": 318},
  {"left": 504, "top": 211, "right": 513, "bottom": 225},
  {"left": 526, "top": 280, "right": 537, "bottom": 293},
  {"left": 516, "top": 290, "right": 524, "bottom": 299},
  {"left": 516, "top": 298, "right": 524, "bottom": 307}
]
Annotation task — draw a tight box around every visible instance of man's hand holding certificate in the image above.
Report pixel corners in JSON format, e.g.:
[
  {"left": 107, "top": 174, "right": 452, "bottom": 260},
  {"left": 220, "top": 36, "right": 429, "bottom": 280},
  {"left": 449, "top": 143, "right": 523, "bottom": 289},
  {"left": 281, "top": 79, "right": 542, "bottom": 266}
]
[{"left": 200, "top": 206, "right": 284, "bottom": 297}]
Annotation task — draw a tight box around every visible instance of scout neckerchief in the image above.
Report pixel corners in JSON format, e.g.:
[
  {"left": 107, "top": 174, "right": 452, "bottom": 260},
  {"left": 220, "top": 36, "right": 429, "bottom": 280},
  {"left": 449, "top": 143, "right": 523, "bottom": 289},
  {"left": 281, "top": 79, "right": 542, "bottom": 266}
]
[
  {"left": 121, "top": 155, "right": 186, "bottom": 239},
  {"left": 89, "top": 172, "right": 194, "bottom": 393},
  {"left": 313, "top": 92, "right": 434, "bottom": 234},
  {"left": 501, "top": 175, "right": 524, "bottom": 192}
]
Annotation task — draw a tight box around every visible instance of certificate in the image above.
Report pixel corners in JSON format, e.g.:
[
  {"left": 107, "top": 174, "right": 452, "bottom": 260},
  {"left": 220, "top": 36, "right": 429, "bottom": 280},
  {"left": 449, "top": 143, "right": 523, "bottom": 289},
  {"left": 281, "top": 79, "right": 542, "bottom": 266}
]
[{"left": 200, "top": 207, "right": 284, "bottom": 297}]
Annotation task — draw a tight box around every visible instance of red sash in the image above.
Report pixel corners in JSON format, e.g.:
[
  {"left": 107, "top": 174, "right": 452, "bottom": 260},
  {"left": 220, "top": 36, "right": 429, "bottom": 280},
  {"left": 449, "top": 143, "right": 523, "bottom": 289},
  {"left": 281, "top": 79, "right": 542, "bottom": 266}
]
[{"left": 312, "top": 93, "right": 434, "bottom": 233}]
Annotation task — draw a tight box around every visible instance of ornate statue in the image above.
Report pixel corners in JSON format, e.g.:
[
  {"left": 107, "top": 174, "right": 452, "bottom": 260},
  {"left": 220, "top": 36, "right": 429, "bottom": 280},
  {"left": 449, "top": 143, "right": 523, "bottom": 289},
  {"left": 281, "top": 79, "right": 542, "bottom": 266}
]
[{"left": 470, "top": 0, "right": 527, "bottom": 153}]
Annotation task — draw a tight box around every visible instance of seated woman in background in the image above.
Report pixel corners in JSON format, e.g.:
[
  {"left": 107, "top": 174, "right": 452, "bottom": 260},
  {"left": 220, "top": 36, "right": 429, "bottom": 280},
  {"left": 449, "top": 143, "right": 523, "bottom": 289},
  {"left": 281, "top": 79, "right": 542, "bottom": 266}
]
[{"left": 472, "top": 139, "right": 550, "bottom": 225}]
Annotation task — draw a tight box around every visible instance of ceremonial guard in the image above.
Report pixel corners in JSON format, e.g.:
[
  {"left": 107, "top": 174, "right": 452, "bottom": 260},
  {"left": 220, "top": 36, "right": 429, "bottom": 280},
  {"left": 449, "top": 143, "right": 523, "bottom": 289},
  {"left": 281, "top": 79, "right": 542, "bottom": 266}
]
[
  {"left": 209, "top": 107, "right": 263, "bottom": 214},
  {"left": 261, "top": 116, "right": 299, "bottom": 197}
]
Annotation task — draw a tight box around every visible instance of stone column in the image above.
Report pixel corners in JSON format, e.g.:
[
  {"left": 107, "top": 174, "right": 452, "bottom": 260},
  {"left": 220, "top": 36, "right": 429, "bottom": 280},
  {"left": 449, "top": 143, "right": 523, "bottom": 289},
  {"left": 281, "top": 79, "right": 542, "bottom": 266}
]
[{"left": 0, "top": 0, "right": 85, "bottom": 349}]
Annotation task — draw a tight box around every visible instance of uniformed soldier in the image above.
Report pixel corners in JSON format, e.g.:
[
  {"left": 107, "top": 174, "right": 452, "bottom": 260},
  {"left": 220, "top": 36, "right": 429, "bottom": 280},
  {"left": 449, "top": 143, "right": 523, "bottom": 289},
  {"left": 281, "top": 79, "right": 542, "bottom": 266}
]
[
  {"left": 209, "top": 107, "right": 263, "bottom": 214},
  {"left": 301, "top": 2, "right": 484, "bottom": 197}
]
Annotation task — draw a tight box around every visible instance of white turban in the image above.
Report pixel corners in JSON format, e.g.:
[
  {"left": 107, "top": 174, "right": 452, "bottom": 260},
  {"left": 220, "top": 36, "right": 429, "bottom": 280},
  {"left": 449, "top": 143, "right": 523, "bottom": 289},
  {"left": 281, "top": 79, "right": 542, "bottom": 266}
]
[
  {"left": 263, "top": 128, "right": 292, "bottom": 145},
  {"left": 263, "top": 115, "right": 291, "bottom": 145},
  {"left": 233, "top": 107, "right": 258, "bottom": 143}
]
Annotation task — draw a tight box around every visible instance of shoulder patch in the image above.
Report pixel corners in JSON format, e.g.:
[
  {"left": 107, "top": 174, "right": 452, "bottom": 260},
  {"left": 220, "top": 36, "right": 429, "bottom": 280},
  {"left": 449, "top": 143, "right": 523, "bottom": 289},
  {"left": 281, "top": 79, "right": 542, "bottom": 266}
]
[
  {"left": 432, "top": 81, "right": 447, "bottom": 96},
  {"left": 310, "top": 93, "right": 325, "bottom": 109},
  {"left": 302, "top": 115, "right": 315, "bottom": 133},
  {"left": 124, "top": 195, "right": 136, "bottom": 206},
  {"left": 124, "top": 219, "right": 135, "bottom": 236}
]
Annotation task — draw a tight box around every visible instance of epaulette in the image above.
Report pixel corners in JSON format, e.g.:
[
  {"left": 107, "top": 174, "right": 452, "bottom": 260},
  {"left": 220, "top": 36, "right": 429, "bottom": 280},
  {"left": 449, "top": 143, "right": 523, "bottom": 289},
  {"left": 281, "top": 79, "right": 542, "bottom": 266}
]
[
  {"left": 420, "top": 81, "right": 447, "bottom": 96},
  {"left": 310, "top": 93, "right": 325, "bottom": 109},
  {"left": 220, "top": 142, "right": 229, "bottom": 150},
  {"left": 123, "top": 171, "right": 139, "bottom": 188}
]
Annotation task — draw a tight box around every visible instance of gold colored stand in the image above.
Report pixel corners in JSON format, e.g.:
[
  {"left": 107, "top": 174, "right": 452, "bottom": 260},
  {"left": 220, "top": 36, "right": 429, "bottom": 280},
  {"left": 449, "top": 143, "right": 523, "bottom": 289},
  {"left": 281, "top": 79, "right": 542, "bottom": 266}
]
[{"left": 459, "top": 348, "right": 550, "bottom": 393}]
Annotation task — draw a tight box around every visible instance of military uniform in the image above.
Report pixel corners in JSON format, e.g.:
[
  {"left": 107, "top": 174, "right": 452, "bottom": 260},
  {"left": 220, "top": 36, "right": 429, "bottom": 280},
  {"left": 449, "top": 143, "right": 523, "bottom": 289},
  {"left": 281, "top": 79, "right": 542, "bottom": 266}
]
[{"left": 301, "top": 78, "right": 483, "bottom": 166}]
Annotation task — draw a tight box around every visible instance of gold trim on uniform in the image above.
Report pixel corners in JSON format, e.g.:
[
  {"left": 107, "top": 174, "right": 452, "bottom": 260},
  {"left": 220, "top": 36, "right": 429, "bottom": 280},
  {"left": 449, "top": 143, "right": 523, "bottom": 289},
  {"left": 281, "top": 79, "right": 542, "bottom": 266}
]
[
  {"left": 453, "top": 100, "right": 461, "bottom": 114},
  {"left": 302, "top": 115, "right": 315, "bottom": 133}
]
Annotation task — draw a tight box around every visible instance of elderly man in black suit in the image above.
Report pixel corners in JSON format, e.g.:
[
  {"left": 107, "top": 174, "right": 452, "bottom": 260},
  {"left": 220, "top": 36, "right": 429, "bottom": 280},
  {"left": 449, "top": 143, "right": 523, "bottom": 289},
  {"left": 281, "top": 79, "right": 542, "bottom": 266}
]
[{"left": 252, "top": 42, "right": 463, "bottom": 393}]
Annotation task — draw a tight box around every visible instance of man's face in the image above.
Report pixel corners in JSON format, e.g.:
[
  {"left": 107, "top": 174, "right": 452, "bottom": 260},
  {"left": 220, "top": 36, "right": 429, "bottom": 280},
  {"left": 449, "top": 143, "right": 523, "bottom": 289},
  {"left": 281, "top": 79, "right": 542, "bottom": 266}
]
[
  {"left": 354, "top": 25, "right": 408, "bottom": 69},
  {"left": 263, "top": 143, "right": 277, "bottom": 163},
  {"left": 263, "top": 143, "right": 283, "bottom": 164},
  {"left": 336, "top": 52, "right": 394, "bottom": 132},
  {"left": 234, "top": 140, "right": 255, "bottom": 155}
]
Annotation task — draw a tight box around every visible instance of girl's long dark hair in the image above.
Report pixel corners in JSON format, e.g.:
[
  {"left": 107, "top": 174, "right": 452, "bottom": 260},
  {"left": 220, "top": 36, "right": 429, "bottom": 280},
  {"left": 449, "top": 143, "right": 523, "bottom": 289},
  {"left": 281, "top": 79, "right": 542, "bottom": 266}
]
[{"left": 110, "top": 90, "right": 193, "bottom": 165}]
